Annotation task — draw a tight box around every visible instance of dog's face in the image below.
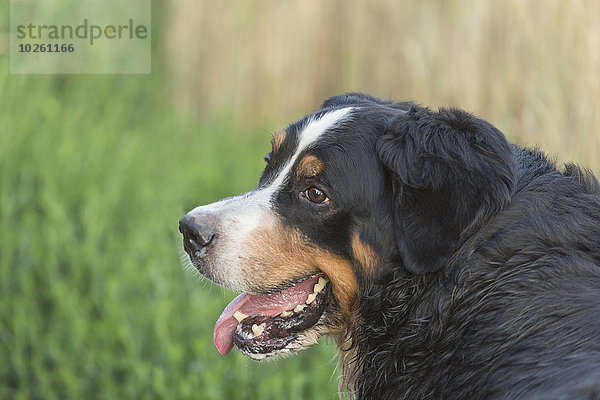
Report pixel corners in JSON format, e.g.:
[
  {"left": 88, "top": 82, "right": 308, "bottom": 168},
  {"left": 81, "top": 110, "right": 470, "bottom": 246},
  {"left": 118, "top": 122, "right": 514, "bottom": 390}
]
[
  {"left": 180, "top": 93, "right": 516, "bottom": 360},
  {"left": 180, "top": 103, "right": 396, "bottom": 359}
]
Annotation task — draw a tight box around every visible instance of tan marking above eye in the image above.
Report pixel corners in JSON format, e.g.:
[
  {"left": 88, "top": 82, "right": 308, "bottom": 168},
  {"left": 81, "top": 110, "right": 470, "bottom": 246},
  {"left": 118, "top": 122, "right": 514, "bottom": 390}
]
[
  {"left": 271, "top": 130, "right": 287, "bottom": 153},
  {"left": 296, "top": 154, "right": 324, "bottom": 178}
]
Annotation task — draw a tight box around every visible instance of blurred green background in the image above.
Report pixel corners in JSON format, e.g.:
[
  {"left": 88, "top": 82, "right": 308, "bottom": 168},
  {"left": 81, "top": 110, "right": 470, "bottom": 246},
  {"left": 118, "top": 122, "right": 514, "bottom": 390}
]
[{"left": 1, "top": 1, "right": 599, "bottom": 399}]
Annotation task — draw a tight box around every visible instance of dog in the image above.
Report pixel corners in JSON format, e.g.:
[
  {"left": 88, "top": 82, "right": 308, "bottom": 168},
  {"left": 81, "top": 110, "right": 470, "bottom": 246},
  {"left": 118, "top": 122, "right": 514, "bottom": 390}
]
[{"left": 179, "top": 93, "right": 600, "bottom": 399}]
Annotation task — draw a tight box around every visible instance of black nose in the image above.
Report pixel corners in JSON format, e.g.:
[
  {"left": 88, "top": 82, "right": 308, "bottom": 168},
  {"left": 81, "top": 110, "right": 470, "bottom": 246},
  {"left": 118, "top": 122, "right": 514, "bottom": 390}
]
[{"left": 179, "top": 214, "right": 215, "bottom": 254}]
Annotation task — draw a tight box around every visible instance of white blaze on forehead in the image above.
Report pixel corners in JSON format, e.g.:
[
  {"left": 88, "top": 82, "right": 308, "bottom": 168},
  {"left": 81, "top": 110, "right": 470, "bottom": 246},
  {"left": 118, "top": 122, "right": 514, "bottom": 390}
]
[
  {"left": 265, "top": 106, "right": 354, "bottom": 197},
  {"left": 189, "top": 106, "right": 353, "bottom": 214}
]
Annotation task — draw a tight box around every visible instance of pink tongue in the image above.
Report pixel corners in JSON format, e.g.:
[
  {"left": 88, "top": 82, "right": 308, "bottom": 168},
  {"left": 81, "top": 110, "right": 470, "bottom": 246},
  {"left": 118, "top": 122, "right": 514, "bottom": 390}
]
[{"left": 213, "top": 276, "right": 321, "bottom": 355}]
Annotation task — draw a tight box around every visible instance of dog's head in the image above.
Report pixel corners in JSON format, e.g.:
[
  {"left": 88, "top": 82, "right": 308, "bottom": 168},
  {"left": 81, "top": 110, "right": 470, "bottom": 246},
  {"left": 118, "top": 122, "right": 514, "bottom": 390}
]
[{"left": 179, "top": 93, "right": 516, "bottom": 360}]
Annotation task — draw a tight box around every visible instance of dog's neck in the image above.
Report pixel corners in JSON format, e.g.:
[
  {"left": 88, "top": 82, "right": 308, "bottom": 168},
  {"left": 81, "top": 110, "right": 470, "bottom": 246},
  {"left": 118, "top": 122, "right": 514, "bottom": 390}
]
[{"left": 343, "top": 270, "right": 459, "bottom": 399}]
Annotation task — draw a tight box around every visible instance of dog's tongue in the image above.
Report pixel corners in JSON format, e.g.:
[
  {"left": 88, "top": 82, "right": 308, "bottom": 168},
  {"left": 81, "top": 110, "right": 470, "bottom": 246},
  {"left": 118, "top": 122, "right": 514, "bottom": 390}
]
[{"left": 213, "top": 276, "right": 320, "bottom": 355}]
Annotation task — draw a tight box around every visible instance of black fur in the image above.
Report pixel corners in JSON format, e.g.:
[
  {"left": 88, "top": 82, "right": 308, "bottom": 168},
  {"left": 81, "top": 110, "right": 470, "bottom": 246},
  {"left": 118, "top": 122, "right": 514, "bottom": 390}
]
[{"left": 320, "top": 94, "right": 600, "bottom": 399}]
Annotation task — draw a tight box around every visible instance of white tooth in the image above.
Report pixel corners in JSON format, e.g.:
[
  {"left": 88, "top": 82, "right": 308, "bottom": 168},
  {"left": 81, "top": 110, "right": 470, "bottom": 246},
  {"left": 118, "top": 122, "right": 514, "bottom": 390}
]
[
  {"left": 233, "top": 311, "right": 249, "bottom": 322},
  {"left": 280, "top": 311, "right": 292, "bottom": 317},
  {"left": 306, "top": 293, "right": 317, "bottom": 304},
  {"left": 294, "top": 304, "right": 306, "bottom": 313},
  {"left": 314, "top": 277, "right": 329, "bottom": 293},
  {"left": 252, "top": 324, "right": 265, "bottom": 336}
]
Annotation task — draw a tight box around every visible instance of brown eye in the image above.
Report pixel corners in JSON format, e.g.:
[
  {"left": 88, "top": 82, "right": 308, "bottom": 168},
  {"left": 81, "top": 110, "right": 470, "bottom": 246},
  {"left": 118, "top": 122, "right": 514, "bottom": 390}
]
[{"left": 304, "top": 187, "right": 328, "bottom": 204}]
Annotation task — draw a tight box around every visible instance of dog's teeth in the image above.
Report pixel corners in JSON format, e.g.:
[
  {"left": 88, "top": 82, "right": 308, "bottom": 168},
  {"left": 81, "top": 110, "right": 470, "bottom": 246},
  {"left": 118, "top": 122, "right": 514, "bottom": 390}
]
[
  {"left": 294, "top": 304, "right": 306, "bottom": 313},
  {"left": 313, "top": 277, "right": 329, "bottom": 293},
  {"left": 280, "top": 311, "right": 292, "bottom": 317},
  {"left": 252, "top": 323, "right": 265, "bottom": 336},
  {"left": 306, "top": 293, "right": 317, "bottom": 304},
  {"left": 233, "top": 311, "right": 249, "bottom": 322}
]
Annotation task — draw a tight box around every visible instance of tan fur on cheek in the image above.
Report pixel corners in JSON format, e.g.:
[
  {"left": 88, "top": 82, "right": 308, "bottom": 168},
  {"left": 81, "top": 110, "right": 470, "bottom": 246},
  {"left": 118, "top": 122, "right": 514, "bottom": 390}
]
[
  {"left": 241, "top": 221, "right": 320, "bottom": 290},
  {"left": 242, "top": 220, "right": 358, "bottom": 314},
  {"left": 312, "top": 254, "right": 358, "bottom": 314},
  {"left": 351, "top": 232, "right": 379, "bottom": 276},
  {"left": 271, "top": 130, "right": 286, "bottom": 153}
]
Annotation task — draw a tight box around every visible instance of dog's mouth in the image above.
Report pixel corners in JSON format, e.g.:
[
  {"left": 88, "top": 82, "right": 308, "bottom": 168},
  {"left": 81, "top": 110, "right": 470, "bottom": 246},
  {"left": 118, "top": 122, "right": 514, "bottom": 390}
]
[{"left": 213, "top": 275, "right": 331, "bottom": 360}]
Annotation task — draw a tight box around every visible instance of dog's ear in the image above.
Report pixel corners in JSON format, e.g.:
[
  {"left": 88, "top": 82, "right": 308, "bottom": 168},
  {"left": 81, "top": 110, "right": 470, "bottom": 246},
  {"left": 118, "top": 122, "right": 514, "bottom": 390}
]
[{"left": 377, "top": 107, "right": 516, "bottom": 274}]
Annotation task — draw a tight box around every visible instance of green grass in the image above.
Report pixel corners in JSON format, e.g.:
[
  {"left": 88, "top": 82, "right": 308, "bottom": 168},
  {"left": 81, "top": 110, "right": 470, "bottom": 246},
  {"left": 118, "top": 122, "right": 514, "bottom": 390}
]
[{"left": 0, "top": 64, "right": 340, "bottom": 399}]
